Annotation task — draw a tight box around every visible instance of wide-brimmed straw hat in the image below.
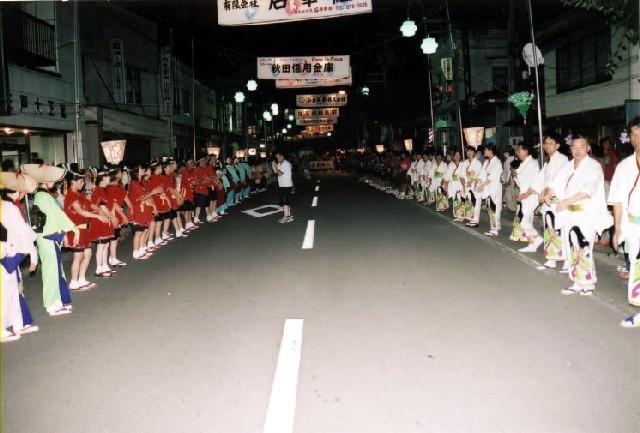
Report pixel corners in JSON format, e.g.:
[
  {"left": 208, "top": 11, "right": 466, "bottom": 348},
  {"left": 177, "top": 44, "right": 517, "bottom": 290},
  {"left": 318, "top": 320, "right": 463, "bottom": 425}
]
[
  {"left": 1, "top": 171, "right": 38, "bottom": 193},
  {"left": 20, "top": 163, "right": 67, "bottom": 183}
]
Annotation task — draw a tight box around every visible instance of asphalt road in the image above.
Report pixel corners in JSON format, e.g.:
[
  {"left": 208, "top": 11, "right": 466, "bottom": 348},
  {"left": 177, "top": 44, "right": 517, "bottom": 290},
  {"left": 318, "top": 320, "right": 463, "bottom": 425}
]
[{"left": 2, "top": 172, "right": 639, "bottom": 433}]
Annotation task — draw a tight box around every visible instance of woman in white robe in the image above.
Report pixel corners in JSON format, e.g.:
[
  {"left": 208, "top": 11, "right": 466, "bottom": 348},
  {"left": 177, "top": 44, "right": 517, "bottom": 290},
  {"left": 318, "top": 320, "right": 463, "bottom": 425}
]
[
  {"left": 513, "top": 142, "right": 541, "bottom": 252},
  {"left": 544, "top": 134, "right": 612, "bottom": 296},
  {"left": 429, "top": 152, "right": 449, "bottom": 211},
  {"left": 472, "top": 144, "right": 503, "bottom": 236},
  {"left": 460, "top": 147, "right": 482, "bottom": 223},
  {"left": 444, "top": 150, "right": 464, "bottom": 220}
]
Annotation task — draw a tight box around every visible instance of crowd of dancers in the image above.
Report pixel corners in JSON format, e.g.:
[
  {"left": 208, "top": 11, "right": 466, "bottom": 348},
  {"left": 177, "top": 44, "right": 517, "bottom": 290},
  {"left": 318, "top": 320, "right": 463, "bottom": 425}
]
[
  {"left": 361, "top": 117, "right": 640, "bottom": 328},
  {"left": 1, "top": 156, "right": 272, "bottom": 342}
]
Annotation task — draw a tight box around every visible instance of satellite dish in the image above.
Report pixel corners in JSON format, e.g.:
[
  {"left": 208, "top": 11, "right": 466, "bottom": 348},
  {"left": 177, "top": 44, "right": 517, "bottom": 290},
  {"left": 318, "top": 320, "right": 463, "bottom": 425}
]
[{"left": 522, "top": 43, "right": 544, "bottom": 69}]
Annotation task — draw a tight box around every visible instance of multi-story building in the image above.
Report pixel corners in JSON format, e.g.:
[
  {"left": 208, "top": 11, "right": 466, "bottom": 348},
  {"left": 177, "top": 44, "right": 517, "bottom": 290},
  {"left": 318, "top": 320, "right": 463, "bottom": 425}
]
[
  {"left": 79, "top": 1, "right": 168, "bottom": 166},
  {"left": 539, "top": 11, "right": 640, "bottom": 149},
  {"left": 0, "top": 1, "right": 77, "bottom": 167}
]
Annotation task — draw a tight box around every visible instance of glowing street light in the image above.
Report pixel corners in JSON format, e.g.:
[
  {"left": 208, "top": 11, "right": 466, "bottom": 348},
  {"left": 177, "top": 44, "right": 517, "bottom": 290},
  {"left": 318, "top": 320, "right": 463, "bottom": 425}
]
[
  {"left": 234, "top": 91, "right": 245, "bottom": 103},
  {"left": 271, "top": 103, "right": 279, "bottom": 115},
  {"left": 246, "top": 79, "right": 258, "bottom": 91},
  {"left": 421, "top": 36, "right": 438, "bottom": 55},
  {"left": 400, "top": 19, "right": 418, "bottom": 37},
  {"left": 263, "top": 110, "right": 272, "bottom": 122}
]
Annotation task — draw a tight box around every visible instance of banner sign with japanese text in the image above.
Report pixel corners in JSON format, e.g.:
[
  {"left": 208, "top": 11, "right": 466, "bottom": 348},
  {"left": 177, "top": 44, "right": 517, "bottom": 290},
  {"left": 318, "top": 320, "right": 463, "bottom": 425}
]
[
  {"left": 296, "top": 93, "right": 347, "bottom": 107},
  {"left": 111, "top": 40, "right": 126, "bottom": 104},
  {"left": 160, "top": 47, "right": 172, "bottom": 116},
  {"left": 276, "top": 74, "right": 352, "bottom": 89},
  {"left": 306, "top": 125, "right": 334, "bottom": 133},
  {"left": 218, "top": 0, "right": 372, "bottom": 26},
  {"left": 296, "top": 117, "right": 338, "bottom": 126},
  {"left": 295, "top": 108, "right": 339, "bottom": 118},
  {"left": 258, "top": 55, "right": 350, "bottom": 80}
]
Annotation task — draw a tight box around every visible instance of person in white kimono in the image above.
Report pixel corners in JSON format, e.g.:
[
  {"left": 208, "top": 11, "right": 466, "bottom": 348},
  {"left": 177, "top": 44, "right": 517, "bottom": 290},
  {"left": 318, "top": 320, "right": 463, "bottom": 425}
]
[
  {"left": 609, "top": 117, "right": 640, "bottom": 327},
  {"left": 408, "top": 154, "right": 421, "bottom": 201},
  {"left": 420, "top": 153, "right": 433, "bottom": 205},
  {"left": 471, "top": 144, "right": 503, "bottom": 236},
  {"left": 413, "top": 154, "right": 426, "bottom": 202},
  {"left": 513, "top": 142, "right": 542, "bottom": 252},
  {"left": 443, "top": 150, "right": 465, "bottom": 220},
  {"left": 1, "top": 172, "right": 39, "bottom": 342},
  {"left": 543, "top": 134, "right": 612, "bottom": 296},
  {"left": 429, "top": 152, "right": 449, "bottom": 211},
  {"left": 461, "top": 147, "right": 482, "bottom": 224},
  {"left": 527, "top": 134, "right": 570, "bottom": 270}
]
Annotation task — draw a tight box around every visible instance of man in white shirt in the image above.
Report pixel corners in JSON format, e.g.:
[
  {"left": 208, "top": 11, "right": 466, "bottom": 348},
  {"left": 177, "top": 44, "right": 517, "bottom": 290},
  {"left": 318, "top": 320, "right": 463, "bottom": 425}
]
[
  {"left": 272, "top": 152, "right": 294, "bottom": 223},
  {"left": 609, "top": 117, "right": 640, "bottom": 327}
]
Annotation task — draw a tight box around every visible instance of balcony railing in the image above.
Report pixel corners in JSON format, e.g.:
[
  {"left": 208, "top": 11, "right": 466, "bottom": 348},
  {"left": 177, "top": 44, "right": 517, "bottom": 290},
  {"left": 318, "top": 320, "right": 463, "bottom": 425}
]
[{"left": 4, "top": 8, "right": 57, "bottom": 70}]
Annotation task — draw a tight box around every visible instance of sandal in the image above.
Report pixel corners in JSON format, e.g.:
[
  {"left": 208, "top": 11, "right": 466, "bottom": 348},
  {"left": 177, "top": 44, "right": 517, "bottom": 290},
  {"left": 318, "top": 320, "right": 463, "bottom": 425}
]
[
  {"left": 580, "top": 289, "right": 595, "bottom": 296},
  {"left": 484, "top": 231, "right": 498, "bottom": 236},
  {"left": 95, "top": 271, "right": 112, "bottom": 278},
  {"left": 79, "top": 281, "right": 97, "bottom": 290},
  {"left": 561, "top": 286, "right": 579, "bottom": 295},
  {"left": 620, "top": 314, "right": 640, "bottom": 328}
]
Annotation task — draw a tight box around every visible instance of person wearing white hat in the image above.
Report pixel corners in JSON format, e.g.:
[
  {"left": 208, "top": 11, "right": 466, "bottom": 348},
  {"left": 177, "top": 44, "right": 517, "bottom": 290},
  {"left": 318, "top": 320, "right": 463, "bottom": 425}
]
[
  {"left": 23, "top": 164, "right": 78, "bottom": 315},
  {"left": 1, "top": 172, "right": 40, "bottom": 341}
]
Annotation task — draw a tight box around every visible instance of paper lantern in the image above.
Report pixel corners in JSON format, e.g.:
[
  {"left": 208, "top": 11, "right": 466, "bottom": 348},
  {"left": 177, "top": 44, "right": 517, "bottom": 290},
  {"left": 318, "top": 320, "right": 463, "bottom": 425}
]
[
  {"left": 100, "top": 140, "right": 126, "bottom": 164},
  {"left": 463, "top": 127, "right": 484, "bottom": 149}
]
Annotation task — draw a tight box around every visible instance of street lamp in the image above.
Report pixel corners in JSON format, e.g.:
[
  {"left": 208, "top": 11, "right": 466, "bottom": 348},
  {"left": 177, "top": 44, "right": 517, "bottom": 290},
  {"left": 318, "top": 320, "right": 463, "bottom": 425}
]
[
  {"left": 246, "top": 79, "right": 258, "bottom": 92},
  {"left": 271, "top": 103, "right": 279, "bottom": 116},
  {"left": 400, "top": 19, "right": 418, "bottom": 37},
  {"left": 234, "top": 91, "right": 245, "bottom": 103},
  {"left": 421, "top": 36, "right": 438, "bottom": 55}
]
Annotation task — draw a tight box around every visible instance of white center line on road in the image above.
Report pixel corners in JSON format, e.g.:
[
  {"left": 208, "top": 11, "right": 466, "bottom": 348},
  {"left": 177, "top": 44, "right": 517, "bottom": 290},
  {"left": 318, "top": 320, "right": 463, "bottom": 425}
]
[
  {"left": 263, "top": 319, "right": 304, "bottom": 433},
  {"left": 315, "top": 186, "right": 320, "bottom": 192},
  {"left": 311, "top": 196, "right": 318, "bottom": 207},
  {"left": 302, "top": 220, "right": 315, "bottom": 249}
]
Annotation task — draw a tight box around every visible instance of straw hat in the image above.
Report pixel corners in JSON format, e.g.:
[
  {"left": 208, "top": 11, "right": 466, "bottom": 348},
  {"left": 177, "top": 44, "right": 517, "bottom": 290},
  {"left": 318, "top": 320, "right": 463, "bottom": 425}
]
[
  {"left": 20, "top": 163, "right": 67, "bottom": 183},
  {"left": 1, "top": 171, "right": 38, "bottom": 193}
]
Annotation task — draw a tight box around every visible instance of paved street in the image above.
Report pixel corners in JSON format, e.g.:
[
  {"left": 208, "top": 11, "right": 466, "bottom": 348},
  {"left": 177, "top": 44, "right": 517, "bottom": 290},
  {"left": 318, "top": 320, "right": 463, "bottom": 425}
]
[{"left": 2, "top": 172, "right": 639, "bottom": 433}]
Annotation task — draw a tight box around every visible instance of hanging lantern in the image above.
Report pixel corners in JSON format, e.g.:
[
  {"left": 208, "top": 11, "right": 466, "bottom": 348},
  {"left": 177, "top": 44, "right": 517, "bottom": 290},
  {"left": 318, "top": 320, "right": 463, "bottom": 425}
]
[
  {"left": 400, "top": 19, "right": 418, "bottom": 37},
  {"left": 421, "top": 36, "right": 438, "bottom": 55},
  {"left": 463, "top": 127, "right": 484, "bottom": 150},
  {"left": 100, "top": 140, "right": 126, "bottom": 164},
  {"left": 246, "top": 79, "right": 258, "bottom": 91}
]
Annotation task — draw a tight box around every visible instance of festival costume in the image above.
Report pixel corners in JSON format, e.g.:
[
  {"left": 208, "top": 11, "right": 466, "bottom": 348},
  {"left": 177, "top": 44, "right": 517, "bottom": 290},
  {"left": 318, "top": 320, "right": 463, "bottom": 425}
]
[
  {"left": 148, "top": 174, "right": 171, "bottom": 215},
  {"left": 531, "top": 152, "right": 570, "bottom": 263},
  {"left": 551, "top": 157, "right": 612, "bottom": 290},
  {"left": 1, "top": 200, "right": 38, "bottom": 337},
  {"left": 127, "top": 180, "right": 153, "bottom": 227},
  {"left": 513, "top": 156, "right": 540, "bottom": 240},
  {"left": 63, "top": 189, "right": 91, "bottom": 249},
  {"left": 34, "top": 190, "right": 78, "bottom": 312},
  {"left": 475, "top": 156, "right": 503, "bottom": 231},
  {"left": 106, "top": 183, "right": 127, "bottom": 227},
  {"left": 461, "top": 158, "right": 483, "bottom": 222},
  {"left": 88, "top": 187, "right": 115, "bottom": 242},
  {"left": 445, "top": 161, "right": 464, "bottom": 219},
  {"left": 429, "top": 161, "right": 449, "bottom": 211},
  {"left": 608, "top": 154, "right": 640, "bottom": 307}
]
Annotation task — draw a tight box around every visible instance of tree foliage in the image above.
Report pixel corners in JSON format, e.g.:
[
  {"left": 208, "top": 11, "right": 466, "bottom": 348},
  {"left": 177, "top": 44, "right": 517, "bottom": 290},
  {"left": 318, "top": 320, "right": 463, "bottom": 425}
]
[{"left": 560, "top": 0, "right": 639, "bottom": 75}]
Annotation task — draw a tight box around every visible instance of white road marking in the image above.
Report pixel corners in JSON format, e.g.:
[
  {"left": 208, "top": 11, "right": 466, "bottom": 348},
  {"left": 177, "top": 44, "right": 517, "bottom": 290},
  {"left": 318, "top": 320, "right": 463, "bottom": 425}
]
[
  {"left": 263, "top": 319, "right": 304, "bottom": 433},
  {"left": 311, "top": 196, "right": 318, "bottom": 207},
  {"left": 242, "top": 205, "right": 284, "bottom": 218},
  {"left": 302, "top": 220, "right": 315, "bottom": 249},
  {"left": 315, "top": 186, "right": 320, "bottom": 192}
]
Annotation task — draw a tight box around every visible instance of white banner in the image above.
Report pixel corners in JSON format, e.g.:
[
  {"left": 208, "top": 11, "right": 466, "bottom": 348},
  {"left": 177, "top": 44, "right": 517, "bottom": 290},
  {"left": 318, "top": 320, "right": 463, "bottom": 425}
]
[
  {"left": 160, "top": 47, "right": 172, "bottom": 116},
  {"left": 296, "top": 117, "right": 338, "bottom": 126},
  {"left": 306, "top": 125, "right": 334, "bottom": 133},
  {"left": 276, "top": 72, "right": 352, "bottom": 89},
  {"left": 297, "top": 93, "right": 347, "bottom": 107},
  {"left": 111, "top": 40, "right": 126, "bottom": 104},
  {"left": 218, "top": 0, "right": 372, "bottom": 26},
  {"left": 296, "top": 108, "right": 339, "bottom": 119},
  {"left": 258, "top": 55, "right": 350, "bottom": 80}
]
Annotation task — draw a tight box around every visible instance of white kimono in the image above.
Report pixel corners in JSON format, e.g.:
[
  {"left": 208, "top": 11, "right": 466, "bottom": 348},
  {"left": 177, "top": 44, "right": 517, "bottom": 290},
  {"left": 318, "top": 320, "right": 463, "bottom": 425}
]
[
  {"left": 551, "top": 157, "right": 612, "bottom": 287},
  {"left": 460, "top": 157, "right": 483, "bottom": 221},
  {"left": 1, "top": 200, "right": 38, "bottom": 336},
  {"left": 608, "top": 153, "right": 640, "bottom": 305},
  {"left": 514, "top": 156, "right": 541, "bottom": 237},
  {"left": 474, "top": 156, "right": 503, "bottom": 230}
]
